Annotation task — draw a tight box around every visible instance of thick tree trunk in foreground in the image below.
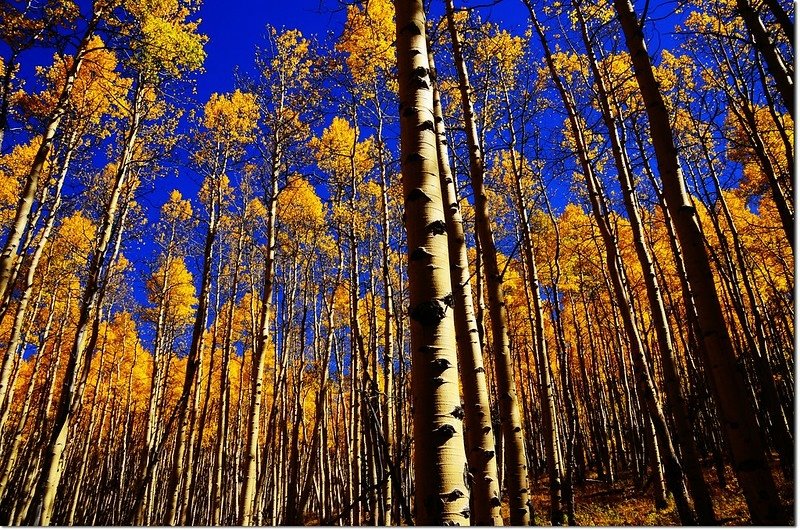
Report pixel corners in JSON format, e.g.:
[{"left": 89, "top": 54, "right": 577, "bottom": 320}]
[{"left": 395, "top": 0, "right": 470, "bottom": 524}]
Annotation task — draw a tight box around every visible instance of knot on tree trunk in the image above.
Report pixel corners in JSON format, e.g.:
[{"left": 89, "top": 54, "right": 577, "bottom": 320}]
[
  {"left": 402, "top": 21, "right": 422, "bottom": 36},
  {"left": 405, "top": 187, "right": 430, "bottom": 203},
  {"left": 432, "top": 423, "right": 457, "bottom": 443},
  {"left": 430, "top": 357, "right": 452, "bottom": 373},
  {"left": 426, "top": 220, "right": 447, "bottom": 235},
  {"left": 410, "top": 246, "right": 433, "bottom": 261},
  {"left": 409, "top": 298, "right": 448, "bottom": 326}
]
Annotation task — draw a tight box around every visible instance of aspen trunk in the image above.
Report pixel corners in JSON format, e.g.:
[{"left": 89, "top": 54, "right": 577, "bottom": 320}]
[
  {"left": 165, "top": 164, "right": 224, "bottom": 526},
  {"left": 527, "top": 2, "right": 696, "bottom": 521},
  {"left": 0, "top": 290, "right": 57, "bottom": 504},
  {"left": 571, "top": 4, "right": 716, "bottom": 520},
  {"left": 0, "top": 130, "right": 76, "bottom": 441},
  {"left": 395, "top": 0, "right": 470, "bottom": 523},
  {"left": 0, "top": 11, "right": 101, "bottom": 307},
  {"left": 444, "top": 1, "right": 531, "bottom": 522},
  {"left": 429, "top": 47, "right": 503, "bottom": 526},
  {"left": 27, "top": 79, "right": 142, "bottom": 526},
  {"left": 693, "top": 133, "right": 794, "bottom": 478},
  {"left": 735, "top": 0, "right": 794, "bottom": 119},
  {"left": 239, "top": 160, "right": 279, "bottom": 526},
  {"left": 613, "top": 0, "right": 787, "bottom": 523},
  {"left": 211, "top": 225, "right": 245, "bottom": 525},
  {"left": 499, "top": 81, "right": 564, "bottom": 525},
  {"left": 374, "top": 101, "right": 395, "bottom": 527}
]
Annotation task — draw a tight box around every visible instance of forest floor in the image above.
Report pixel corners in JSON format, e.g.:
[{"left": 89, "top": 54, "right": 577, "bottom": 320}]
[{"left": 526, "top": 459, "right": 794, "bottom": 525}]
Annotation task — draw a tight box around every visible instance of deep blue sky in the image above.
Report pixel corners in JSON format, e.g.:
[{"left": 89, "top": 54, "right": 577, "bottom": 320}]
[
  {"left": 195, "top": 0, "right": 345, "bottom": 101},
  {"left": 193, "top": 0, "right": 535, "bottom": 102}
]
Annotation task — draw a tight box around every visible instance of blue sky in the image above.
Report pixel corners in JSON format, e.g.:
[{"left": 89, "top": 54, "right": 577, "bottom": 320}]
[
  {"left": 194, "top": 0, "right": 537, "bottom": 101},
  {"left": 196, "top": 0, "right": 346, "bottom": 100}
]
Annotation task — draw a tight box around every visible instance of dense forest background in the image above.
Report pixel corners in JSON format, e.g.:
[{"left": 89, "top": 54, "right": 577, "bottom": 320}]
[{"left": 0, "top": 0, "right": 793, "bottom": 525}]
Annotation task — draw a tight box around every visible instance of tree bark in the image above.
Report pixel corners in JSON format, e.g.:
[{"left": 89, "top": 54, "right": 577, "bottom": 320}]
[
  {"left": 445, "top": 1, "right": 531, "bottom": 523},
  {"left": 613, "top": 0, "right": 787, "bottom": 523},
  {"left": 395, "top": 0, "right": 471, "bottom": 523},
  {"left": 429, "top": 46, "right": 503, "bottom": 526}
]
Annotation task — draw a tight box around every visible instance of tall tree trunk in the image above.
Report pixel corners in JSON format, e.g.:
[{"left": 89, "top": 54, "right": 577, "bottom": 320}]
[
  {"left": 0, "top": 130, "right": 77, "bottom": 441},
  {"left": 735, "top": 0, "right": 794, "bottom": 118},
  {"left": 613, "top": 0, "right": 787, "bottom": 523},
  {"left": 165, "top": 158, "right": 225, "bottom": 526},
  {"left": 526, "top": 3, "right": 696, "bottom": 522},
  {"left": 0, "top": 11, "right": 102, "bottom": 308},
  {"left": 445, "top": 1, "right": 531, "bottom": 523},
  {"left": 429, "top": 48, "right": 503, "bottom": 526},
  {"left": 499, "top": 80, "right": 564, "bottom": 525},
  {"left": 395, "top": 0, "right": 470, "bottom": 523},
  {"left": 239, "top": 158, "right": 279, "bottom": 526},
  {"left": 27, "top": 79, "right": 142, "bottom": 526},
  {"left": 571, "top": 4, "right": 716, "bottom": 521}
]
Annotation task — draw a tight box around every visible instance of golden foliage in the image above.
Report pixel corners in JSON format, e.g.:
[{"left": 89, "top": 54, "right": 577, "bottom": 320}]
[
  {"left": 336, "top": 0, "right": 395, "bottom": 87},
  {"left": 202, "top": 89, "right": 260, "bottom": 146},
  {"left": 309, "top": 117, "right": 374, "bottom": 185}
]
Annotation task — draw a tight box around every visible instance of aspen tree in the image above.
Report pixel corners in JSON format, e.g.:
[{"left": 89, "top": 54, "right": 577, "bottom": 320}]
[
  {"left": 429, "top": 46, "right": 503, "bottom": 526},
  {"left": 613, "top": 0, "right": 788, "bottom": 523},
  {"left": 498, "top": 99, "right": 565, "bottom": 526},
  {"left": 0, "top": 6, "right": 104, "bottom": 307},
  {"left": 569, "top": 2, "right": 715, "bottom": 521},
  {"left": 26, "top": 79, "right": 146, "bottom": 525},
  {"left": 525, "top": 3, "right": 698, "bottom": 522},
  {"left": 395, "top": 0, "right": 470, "bottom": 524},
  {"left": 733, "top": 0, "right": 793, "bottom": 118},
  {"left": 445, "top": 0, "right": 531, "bottom": 523}
]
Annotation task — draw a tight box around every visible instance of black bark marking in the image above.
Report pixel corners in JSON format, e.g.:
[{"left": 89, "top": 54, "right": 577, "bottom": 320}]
[
  {"left": 444, "top": 488, "right": 465, "bottom": 501},
  {"left": 406, "top": 152, "right": 424, "bottom": 164},
  {"left": 427, "top": 220, "right": 447, "bottom": 235},
  {"left": 403, "top": 21, "right": 422, "bottom": 36},
  {"left": 433, "top": 424, "right": 456, "bottom": 443},
  {"left": 409, "top": 299, "right": 447, "bottom": 325},
  {"left": 410, "top": 246, "right": 433, "bottom": 261},
  {"left": 418, "top": 119, "right": 434, "bottom": 132},
  {"left": 406, "top": 187, "right": 430, "bottom": 202},
  {"left": 442, "top": 292, "right": 454, "bottom": 307},
  {"left": 431, "top": 357, "right": 452, "bottom": 374},
  {"left": 413, "top": 77, "right": 430, "bottom": 90}
]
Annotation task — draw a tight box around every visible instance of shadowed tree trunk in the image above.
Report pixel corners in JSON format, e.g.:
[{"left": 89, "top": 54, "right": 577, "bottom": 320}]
[{"left": 613, "top": 0, "right": 788, "bottom": 523}]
